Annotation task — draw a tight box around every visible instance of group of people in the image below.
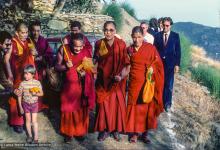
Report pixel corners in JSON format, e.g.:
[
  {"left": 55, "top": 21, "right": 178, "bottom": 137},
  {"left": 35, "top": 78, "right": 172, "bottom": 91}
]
[{"left": 0, "top": 16, "right": 181, "bottom": 144}]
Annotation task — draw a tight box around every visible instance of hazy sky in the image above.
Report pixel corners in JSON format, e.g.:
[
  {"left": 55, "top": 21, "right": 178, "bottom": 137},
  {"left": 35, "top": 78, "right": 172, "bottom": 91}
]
[{"left": 115, "top": 0, "right": 220, "bottom": 27}]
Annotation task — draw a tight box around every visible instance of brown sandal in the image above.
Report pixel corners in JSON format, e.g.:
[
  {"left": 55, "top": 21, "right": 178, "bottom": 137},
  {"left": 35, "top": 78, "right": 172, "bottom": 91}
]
[{"left": 129, "top": 135, "right": 138, "bottom": 143}]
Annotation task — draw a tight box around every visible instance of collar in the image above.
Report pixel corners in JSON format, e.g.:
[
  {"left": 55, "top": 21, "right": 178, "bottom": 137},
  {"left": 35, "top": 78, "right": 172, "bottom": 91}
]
[{"left": 163, "top": 31, "right": 171, "bottom": 36}]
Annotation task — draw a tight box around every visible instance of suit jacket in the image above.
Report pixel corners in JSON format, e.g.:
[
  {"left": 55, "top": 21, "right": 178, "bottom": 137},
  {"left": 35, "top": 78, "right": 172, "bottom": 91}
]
[
  {"left": 154, "top": 31, "right": 181, "bottom": 69},
  {"left": 148, "top": 28, "right": 157, "bottom": 37}
]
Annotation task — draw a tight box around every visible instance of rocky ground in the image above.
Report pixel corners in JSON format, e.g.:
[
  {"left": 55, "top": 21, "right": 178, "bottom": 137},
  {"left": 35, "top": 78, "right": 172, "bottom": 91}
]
[{"left": 1, "top": 74, "right": 220, "bottom": 149}]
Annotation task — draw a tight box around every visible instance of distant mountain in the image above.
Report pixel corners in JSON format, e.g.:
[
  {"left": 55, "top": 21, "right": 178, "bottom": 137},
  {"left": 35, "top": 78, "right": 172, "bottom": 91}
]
[{"left": 173, "top": 22, "right": 220, "bottom": 60}]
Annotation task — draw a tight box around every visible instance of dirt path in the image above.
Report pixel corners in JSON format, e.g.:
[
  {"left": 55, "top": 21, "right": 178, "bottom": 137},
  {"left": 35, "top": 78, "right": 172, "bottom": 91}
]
[
  {"left": 0, "top": 107, "right": 175, "bottom": 150},
  {"left": 1, "top": 74, "right": 220, "bottom": 149}
]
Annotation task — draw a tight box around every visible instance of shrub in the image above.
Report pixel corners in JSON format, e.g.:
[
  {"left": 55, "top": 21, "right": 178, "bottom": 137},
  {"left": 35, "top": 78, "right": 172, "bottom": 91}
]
[
  {"left": 191, "top": 65, "right": 220, "bottom": 99},
  {"left": 179, "top": 33, "right": 192, "bottom": 74}
]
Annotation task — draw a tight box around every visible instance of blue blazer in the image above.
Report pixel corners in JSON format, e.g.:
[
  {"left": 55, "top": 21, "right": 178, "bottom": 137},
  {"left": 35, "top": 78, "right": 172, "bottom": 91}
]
[{"left": 154, "top": 31, "right": 181, "bottom": 69}]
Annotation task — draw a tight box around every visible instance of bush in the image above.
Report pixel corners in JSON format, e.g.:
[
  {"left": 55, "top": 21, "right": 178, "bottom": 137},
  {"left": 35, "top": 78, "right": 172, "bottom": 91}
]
[
  {"left": 120, "top": 2, "right": 136, "bottom": 19},
  {"left": 191, "top": 65, "right": 220, "bottom": 99},
  {"left": 179, "top": 33, "right": 192, "bottom": 74},
  {"left": 102, "top": 3, "right": 123, "bottom": 31}
]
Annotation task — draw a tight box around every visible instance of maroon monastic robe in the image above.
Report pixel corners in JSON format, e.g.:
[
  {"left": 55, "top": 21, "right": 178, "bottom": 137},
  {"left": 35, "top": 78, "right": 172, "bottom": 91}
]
[
  {"left": 94, "top": 37, "right": 129, "bottom": 132},
  {"left": 60, "top": 45, "right": 95, "bottom": 137}
]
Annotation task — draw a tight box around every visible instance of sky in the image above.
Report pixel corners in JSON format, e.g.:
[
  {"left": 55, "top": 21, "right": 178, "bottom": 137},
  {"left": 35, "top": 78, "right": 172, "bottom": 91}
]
[{"left": 113, "top": 0, "right": 220, "bottom": 27}]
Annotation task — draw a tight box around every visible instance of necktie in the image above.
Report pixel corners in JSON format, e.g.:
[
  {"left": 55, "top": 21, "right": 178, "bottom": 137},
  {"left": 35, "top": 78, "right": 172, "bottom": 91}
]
[{"left": 164, "top": 33, "right": 168, "bottom": 46}]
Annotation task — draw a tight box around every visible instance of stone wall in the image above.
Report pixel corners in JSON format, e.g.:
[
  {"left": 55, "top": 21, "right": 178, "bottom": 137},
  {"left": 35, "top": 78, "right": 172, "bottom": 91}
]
[
  {"left": 33, "top": 0, "right": 57, "bottom": 13},
  {"left": 46, "top": 13, "right": 113, "bottom": 34}
]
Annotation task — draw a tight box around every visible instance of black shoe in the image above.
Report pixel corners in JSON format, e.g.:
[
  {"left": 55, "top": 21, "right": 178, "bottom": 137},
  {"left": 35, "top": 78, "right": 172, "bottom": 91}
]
[
  {"left": 97, "top": 131, "right": 109, "bottom": 141},
  {"left": 141, "top": 132, "right": 151, "bottom": 144},
  {"left": 64, "top": 136, "right": 72, "bottom": 144},
  {"left": 75, "top": 136, "right": 85, "bottom": 142},
  {"left": 26, "top": 136, "right": 33, "bottom": 144},
  {"left": 165, "top": 105, "right": 171, "bottom": 112},
  {"left": 111, "top": 131, "right": 121, "bottom": 142},
  {"left": 142, "top": 136, "right": 151, "bottom": 144},
  {"left": 13, "top": 125, "right": 23, "bottom": 134},
  {"left": 32, "top": 139, "right": 39, "bottom": 144}
]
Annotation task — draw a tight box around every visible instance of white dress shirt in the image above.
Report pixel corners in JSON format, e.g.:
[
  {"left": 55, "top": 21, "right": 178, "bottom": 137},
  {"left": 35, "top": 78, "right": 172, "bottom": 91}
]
[{"left": 144, "top": 33, "right": 154, "bottom": 45}]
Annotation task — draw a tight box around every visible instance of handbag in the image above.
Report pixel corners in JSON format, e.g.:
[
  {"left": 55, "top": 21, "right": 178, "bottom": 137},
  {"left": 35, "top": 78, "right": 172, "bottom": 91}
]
[
  {"left": 46, "top": 67, "right": 63, "bottom": 92},
  {"left": 142, "top": 67, "right": 155, "bottom": 103}
]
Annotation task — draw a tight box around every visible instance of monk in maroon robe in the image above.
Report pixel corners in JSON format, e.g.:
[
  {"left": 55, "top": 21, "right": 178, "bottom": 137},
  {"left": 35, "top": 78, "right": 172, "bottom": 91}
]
[
  {"left": 7, "top": 22, "right": 38, "bottom": 133},
  {"left": 63, "top": 20, "right": 92, "bottom": 56},
  {"left": 94, "top": 21, "right": 130, "bottom": 141},
  {"left": 126, "top": 26, "right": 164, "bottom": 143},
  {"left": 55, "top": 33, "right": 95, "bottom": 143}
]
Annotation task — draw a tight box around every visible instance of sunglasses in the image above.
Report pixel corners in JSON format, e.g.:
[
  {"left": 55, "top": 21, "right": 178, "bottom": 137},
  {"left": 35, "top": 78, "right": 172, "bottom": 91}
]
[
  {"left": 163, "top": 24, "right": 170, "bottom": 27},
  {"left": 104, "top": 29, "right": 115, "bottom": 32}
]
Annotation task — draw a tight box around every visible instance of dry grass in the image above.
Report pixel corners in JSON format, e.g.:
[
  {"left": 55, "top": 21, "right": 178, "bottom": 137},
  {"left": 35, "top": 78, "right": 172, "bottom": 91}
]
[
  {"left": 191, "top": 45, "right": 220, "bottom": 69},
  {"left": 118, "top": 8, "right": 140, "bottom": 44},
  {"left": 173, "top": 75, "right": 220, "bottom": 148}
]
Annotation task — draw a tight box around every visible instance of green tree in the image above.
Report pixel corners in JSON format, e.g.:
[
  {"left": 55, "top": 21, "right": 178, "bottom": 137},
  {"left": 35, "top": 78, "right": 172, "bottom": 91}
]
[{"left": 102, "top": 3, "right": 122, "bottom": 31}]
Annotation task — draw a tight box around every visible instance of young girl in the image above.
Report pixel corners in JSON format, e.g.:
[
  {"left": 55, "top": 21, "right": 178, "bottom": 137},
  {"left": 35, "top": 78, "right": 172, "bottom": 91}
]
[{"left": 17, "top": 64, "right": 43, "bottom": 143}]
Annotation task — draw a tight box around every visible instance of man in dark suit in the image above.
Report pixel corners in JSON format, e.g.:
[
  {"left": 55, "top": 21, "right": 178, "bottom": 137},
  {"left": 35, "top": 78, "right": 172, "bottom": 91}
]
[{"left": 154, "top": 17, "right": 181, "bottom": 112}]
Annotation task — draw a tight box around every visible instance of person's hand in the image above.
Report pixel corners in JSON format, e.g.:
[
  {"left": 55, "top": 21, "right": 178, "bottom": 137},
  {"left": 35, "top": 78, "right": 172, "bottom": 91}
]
[
  {"left": 31, "top": 91, "right": 37, "bottom": 96},
  {"left": 79, "top": 70, "right": 86, "bottom": 77},
  {"left": 7, "top": 75, "right": 14, "bottom": 84},
  {"left": 42, "top": 70, "right": 46, "bottom": 78},
  {"left": 31, "top": 48, "right": 38, "bottom": 56},
  {"left": 35, "top": 56, "right": 43, "bottom": 61},
  {"left": 174, "top": 66, "right": 180, "bottom": 73},
  {"left": 114, "top": 75, "right": 122, "bottom": 82},
  {"left": 66, "top": 60, "right": 73, "bottom": 68},
  {"left": 94, "top": 73, "right": 97, "bottom": 80},
  {"left": 14, "top": 89, "right": 22, "bottom": 97},
  {"left": 148, "top": 67, "right": 153, "bottom": 74},
  {"left": 19, "top": 107, "right": 24, "bottom": 115}
]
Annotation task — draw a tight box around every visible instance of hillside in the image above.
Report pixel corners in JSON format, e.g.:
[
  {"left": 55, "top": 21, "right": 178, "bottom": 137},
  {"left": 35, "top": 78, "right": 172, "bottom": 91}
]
[
  {"left": 118, "top": 8, "right": 140, "bottom": 43},
  {"left": 173, "top": 22, "right": 220, "bottom": 60}
]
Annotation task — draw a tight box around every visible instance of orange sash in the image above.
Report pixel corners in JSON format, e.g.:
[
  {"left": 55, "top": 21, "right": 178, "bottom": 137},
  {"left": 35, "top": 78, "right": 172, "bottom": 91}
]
[{"left": 99, "top": 40, "right": 108, "bottom": 56}]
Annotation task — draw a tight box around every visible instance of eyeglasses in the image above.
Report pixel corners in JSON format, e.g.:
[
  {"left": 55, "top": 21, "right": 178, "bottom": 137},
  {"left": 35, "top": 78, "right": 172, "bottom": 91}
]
[
  {"left": 5, "top": 43, "right": 12, "bottom": 47},
  {"left": 104, "top": 29, "right": 115, "bottom": 32},
  {"left": 71, "top": 30, "right": 79, "bottom": 32}
]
